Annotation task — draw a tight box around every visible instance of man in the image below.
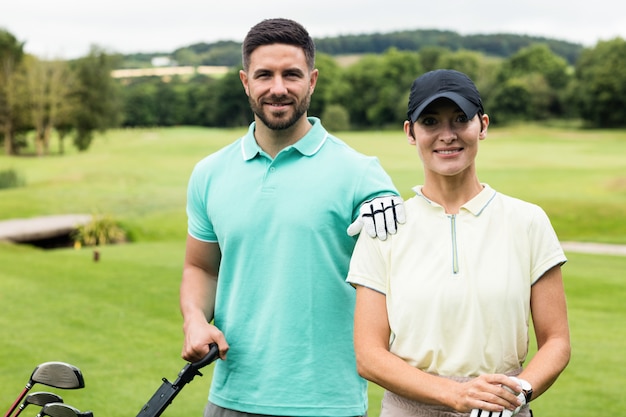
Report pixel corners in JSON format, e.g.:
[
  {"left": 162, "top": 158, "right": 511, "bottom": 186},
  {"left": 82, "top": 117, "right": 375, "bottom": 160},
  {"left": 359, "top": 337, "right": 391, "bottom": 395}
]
[{"left": 180, "top": 18, "right": 403, "bottom": 417}]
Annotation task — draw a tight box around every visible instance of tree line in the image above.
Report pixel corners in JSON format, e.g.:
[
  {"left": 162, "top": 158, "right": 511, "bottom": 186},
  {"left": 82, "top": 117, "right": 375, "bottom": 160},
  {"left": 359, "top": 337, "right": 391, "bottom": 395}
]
[
  {"left": 122, "top": 29, "right": 583, "bottom": 68},
  {"left": 1, "top": 27, "right": 625, "bottom": 156},
  {"left": 119, "top": 38, "right": 626, "bottom": 131}
]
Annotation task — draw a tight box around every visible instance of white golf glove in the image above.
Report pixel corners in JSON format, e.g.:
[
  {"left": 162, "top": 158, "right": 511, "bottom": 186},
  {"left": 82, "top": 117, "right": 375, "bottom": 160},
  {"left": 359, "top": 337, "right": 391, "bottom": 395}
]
[
  {"left": 469, "top": 377, "right": 528, "bottom": 417},
  {"left": 347, "top": 195, "right": 406, "bottom": 241},
  {"left": 470, "top": 409, "right": 510, "bottom": 417}
]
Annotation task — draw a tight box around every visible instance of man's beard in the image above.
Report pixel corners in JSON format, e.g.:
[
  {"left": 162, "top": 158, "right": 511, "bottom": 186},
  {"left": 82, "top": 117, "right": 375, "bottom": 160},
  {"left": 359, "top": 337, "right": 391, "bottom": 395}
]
[{"left": 249, "top": 92, "right": 311, "bottom": 131}]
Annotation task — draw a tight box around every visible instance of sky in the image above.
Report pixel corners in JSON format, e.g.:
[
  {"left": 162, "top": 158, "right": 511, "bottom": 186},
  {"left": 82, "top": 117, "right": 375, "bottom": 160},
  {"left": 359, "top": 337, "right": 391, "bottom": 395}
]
[{"left": 2, "top": 0, "right": 626, "bottom": 59}]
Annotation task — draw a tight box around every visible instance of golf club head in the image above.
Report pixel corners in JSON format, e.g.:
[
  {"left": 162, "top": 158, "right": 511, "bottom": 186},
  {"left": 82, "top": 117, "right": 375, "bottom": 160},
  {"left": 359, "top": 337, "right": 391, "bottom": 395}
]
[
  {"left": 23, "top": 392, "right": 64, "bottom": 407},
  {"left": 13, "top": 392, "right": 64, "bottom": 417},
  {"left": 38, "top": 403, "right": 93, "bottom": 417},
  {"left": 30, "top": 362, "right": 85, "bottom": 389},
  {"left": 3, "top": 363, "right": 84, "bottom": 417}
]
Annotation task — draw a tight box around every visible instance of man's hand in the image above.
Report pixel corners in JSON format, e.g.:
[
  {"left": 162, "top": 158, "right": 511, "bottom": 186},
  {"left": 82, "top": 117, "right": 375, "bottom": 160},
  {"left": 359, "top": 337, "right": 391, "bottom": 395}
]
[
  {"left": 182, "top": 319, "right": 229, "bottom": 362},
  {"left": 347, "top": 195, "right": 406, "bottom": 241}
]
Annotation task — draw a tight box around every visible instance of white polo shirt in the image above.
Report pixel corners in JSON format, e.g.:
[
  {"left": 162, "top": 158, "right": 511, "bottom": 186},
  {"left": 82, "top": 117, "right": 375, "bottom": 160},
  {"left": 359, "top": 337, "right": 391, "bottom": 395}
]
[{"left": 347, "top": 184, "right": 566, "bottom": 377}]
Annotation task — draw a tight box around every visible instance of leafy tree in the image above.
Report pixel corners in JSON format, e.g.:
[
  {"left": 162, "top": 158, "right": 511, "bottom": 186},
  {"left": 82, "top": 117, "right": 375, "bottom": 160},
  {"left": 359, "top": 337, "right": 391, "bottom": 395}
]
[
  {"left": 495, "top": 44, "right": 571, "bottom": 119},
  {"left": 436, "top": 49, "right": 484, "bottom": 81},
  {"left": 498, "top": 44, "right": 570, "bottom": 89},
  {"left": 489, "top": 74, "right": 552, "bottom": 123},
  {"left": 371, "top": 48, "right": 422, "bottom": 126},
  {"left": 173, "top": 41, "right": 241, "bottom": 66},
  {"left": 47, "top": 60, "right": 76, "bottom": 154},
  {"left": 70, "top": 46, "right": 122, "bottom": 151},
  {"left": 205, "top": 67, "right": 250, "bottom": 127},
  {"left": 23, "top": 56, "right": 75, "bottom": 155},
  {"left": 154, "top": 78, "right": 187, "bottom": 126},
  {"left": 24, "top": 55, "right": 48, "bottom": 155},
  {"left": 0, "top": 29, "right": 25, "bottom": 155},
  {"left": 121, "top": 79, "right": 158, "bottom": 127},
  {"left": 336, "top": 54, "right": 383, "bottom": 127},
  {"left": 418, "top": 46, "right": 451, "bottom": 72},
  {"left": 338, "top": 48, "right": 422, "bottom": 128},
  {"left": 573, "top": 37, "right": 626, "bottom": 127},
  {"left": 171, "top": 48, "right": 201, "bottom": 67},
  {"left": 183, "top": 75, "right": 218, "bottom": 126},
  {"left": 488, "top": 77, "right": 533, "bottom": 123},
  {"left": 322, "top": 104, "right": 350, "bottom": 132},
  {"left": 470, "top": 58, "right": 503, "bottom": 113},
  {"left": 309, "top": 53, "right": 342, "bottom": 118}
]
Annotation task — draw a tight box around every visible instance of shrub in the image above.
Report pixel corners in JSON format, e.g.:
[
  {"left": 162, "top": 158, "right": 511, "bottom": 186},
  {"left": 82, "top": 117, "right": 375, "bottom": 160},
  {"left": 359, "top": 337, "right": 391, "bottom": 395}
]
[
  {"left": 0, "top": 169, "right": 25, "bottom": 190},
  {"left": 322, "top": 104, "right": 351, "bottom": 132},
  {"left": 72, "top": 214, "right": 127, "bottom": 247}
]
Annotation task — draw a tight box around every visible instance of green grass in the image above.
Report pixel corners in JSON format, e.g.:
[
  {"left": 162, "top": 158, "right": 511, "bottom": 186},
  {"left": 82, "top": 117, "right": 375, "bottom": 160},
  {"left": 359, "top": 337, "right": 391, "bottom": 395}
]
[
  {"left": 342, "top": 124, "right": 626, "bottom": 243},
  {"left": 1, "top": 125, "right": 625, "bottom": 416},
  {"left": 2, "top": 125, "right": 625, "bottom": 243},
  {"left": 1, "top": 245, "right": 625, "bottom": 417}
]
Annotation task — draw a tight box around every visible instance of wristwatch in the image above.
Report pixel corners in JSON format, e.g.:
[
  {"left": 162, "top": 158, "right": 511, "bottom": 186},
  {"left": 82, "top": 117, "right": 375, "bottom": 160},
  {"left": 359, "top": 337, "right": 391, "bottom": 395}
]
[{"left": 518, "top": 378, "right": 533, "bottom": 403}]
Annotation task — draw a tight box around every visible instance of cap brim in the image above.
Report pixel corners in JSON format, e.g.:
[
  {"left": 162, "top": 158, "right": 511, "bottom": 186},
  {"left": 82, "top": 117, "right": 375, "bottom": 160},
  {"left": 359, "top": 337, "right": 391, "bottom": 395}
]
[{"left": 410, "top": 92, "right": 479, "bottom": 122}]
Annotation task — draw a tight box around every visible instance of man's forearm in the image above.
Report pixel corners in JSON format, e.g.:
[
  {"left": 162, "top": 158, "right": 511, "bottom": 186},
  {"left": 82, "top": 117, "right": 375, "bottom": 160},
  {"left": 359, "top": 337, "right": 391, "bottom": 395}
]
[{"left": 180, "top": 267, "right": 217, "bottom": 325}]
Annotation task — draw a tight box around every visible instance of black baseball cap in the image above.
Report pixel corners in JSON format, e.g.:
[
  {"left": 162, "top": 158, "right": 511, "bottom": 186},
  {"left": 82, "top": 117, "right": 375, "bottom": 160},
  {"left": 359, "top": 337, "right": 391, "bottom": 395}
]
[{"left": 407, "top": 69, "right": 484, "bottom": 122}]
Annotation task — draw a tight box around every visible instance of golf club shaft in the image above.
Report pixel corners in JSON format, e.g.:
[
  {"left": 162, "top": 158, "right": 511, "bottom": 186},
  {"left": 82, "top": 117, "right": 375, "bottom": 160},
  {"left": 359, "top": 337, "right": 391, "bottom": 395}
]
[
  {"left": 3, "top": 385, "right": 31, "bottom": 417},
  {"left": 12, "top": 407, "right": 25, "bottom": 417}
]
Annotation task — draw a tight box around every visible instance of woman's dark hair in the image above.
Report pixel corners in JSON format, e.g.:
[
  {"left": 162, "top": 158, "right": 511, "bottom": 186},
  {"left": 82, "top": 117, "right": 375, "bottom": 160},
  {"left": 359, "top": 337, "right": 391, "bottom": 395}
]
[{"left": 242, "top": 18, "right": 316, "bottom": 71}]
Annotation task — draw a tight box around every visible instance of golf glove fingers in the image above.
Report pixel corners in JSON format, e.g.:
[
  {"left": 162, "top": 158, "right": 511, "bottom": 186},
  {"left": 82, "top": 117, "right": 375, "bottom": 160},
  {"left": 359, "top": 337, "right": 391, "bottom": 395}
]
[
  {"left": 470, "top": 376, "right": 527, "bottom": 417},
  {"left": 506, "top": 377, "right": 527, "bottom": 415},
  {"left": 471, "top": 410, "right": 506, "bottom": 417},
  {"left": 347, "top": 195, "right": 406, "bottom": 241},
  {"left": 470, "top": 409, "right": 520, "bottom": 417}
]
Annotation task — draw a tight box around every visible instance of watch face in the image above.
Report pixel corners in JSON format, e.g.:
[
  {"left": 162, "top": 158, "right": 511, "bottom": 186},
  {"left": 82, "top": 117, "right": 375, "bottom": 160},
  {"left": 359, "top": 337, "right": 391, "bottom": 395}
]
[{"left": 519, "top": 379, "right": 532, "bottom": 391}]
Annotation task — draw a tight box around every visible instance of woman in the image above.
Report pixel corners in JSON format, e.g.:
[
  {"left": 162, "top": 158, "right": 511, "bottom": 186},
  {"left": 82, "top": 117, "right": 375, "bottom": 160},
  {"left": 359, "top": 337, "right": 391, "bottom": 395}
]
[{"left": 347, "top": 69, "right": 570, "bottom": 417}]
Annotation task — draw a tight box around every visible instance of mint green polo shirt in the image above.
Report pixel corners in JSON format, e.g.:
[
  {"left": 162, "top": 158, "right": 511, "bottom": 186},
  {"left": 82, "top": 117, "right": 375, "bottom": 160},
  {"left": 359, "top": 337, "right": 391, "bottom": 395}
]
[{"left": 187, "top": 118, "right": 398, "bottom": 416}]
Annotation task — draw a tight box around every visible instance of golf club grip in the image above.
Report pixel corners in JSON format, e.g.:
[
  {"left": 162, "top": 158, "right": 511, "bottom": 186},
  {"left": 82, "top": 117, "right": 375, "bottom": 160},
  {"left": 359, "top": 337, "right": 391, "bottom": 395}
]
[
  {"left": 191, "top": 343, "right": 219, "bottom": 370},
  {"left": 135, "top": 344, "right": 219, "bottom": 417}
]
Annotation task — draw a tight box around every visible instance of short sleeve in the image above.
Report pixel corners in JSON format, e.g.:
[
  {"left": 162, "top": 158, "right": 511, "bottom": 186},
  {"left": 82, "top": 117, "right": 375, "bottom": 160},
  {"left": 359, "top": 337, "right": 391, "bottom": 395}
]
[{"left": 346, "top": 231, "right": 389, "bottom": 294}]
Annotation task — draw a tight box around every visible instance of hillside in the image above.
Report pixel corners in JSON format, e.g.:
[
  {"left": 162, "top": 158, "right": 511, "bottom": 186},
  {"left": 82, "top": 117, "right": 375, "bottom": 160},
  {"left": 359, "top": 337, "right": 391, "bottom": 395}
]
[{"left": 118, "top": 28, "right": 584, "bottom": 69}]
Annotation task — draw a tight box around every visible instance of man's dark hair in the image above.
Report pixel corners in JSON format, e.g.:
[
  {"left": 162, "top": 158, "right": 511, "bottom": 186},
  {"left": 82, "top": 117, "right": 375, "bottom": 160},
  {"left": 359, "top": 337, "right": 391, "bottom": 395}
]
[{"left": 242, "top": 18, "right": 316, "bottom": 71}]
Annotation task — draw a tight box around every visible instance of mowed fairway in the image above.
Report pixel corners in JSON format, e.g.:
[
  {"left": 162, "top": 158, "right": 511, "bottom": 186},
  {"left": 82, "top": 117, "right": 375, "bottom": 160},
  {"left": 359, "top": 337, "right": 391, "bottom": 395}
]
[{"left": 1, "top": 125, "right": 625, "bottom": 416}]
